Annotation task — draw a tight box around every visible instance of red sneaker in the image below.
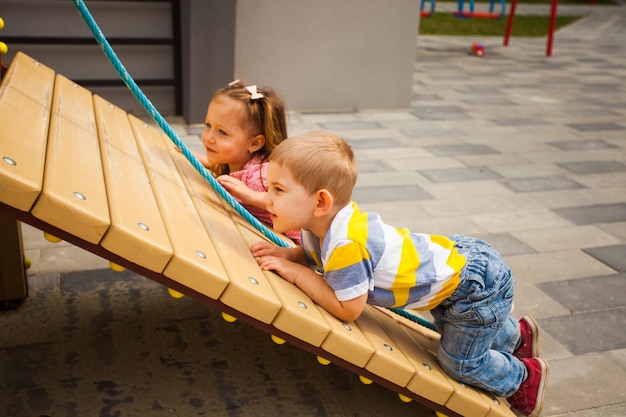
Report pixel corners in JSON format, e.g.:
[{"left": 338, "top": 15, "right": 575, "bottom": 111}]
[
  {"left": 507, "top": 357, "right": 549, "bottom": 417},
  {"left": 514, "top": 315, "right": 539, "bottom": 359}
]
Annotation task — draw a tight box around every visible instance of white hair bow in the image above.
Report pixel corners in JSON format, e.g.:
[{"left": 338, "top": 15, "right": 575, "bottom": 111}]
[
  {"left": 228, "top": 79, "right": 264, "bottom": 100},
  {"left": 245, "top": 85, "right": 264, "bottom": 100}
]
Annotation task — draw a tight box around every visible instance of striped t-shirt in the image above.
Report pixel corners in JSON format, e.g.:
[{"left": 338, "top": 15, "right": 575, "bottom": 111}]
[{"left": 301, "top": 202, "right": 467, "bottom": 310}]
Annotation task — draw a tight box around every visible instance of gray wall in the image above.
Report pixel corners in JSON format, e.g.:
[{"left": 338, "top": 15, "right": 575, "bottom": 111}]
[
  {"left": 233, "top": 0, "right": 420, "bottom": 112},
  {"left": 2, "top": 1, "right": 421, "bottom": 124},
  {"left": 179, "top": 0, "right": 236, "bottom": 124}
]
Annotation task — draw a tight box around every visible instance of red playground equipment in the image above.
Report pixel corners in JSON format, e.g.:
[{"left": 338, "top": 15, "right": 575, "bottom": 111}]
[{"left": 503, "top": 0, "right": 560, "bottom": 56}]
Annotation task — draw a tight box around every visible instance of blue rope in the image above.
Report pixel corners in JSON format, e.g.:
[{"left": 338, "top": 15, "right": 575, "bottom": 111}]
[
  {"left": 388, "top": 308, "right": 437, "bottom": 332},
  {"left": 71, "top": 0, "right": 437, "bottom": 333},
  {"left": 71, "top": 0, "right": 289, "bottom": 248}
]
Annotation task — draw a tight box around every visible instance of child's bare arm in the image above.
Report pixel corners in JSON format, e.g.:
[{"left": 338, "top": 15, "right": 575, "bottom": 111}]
[{"left": 252, "top": 245, "right": 367, "bottom": 322}]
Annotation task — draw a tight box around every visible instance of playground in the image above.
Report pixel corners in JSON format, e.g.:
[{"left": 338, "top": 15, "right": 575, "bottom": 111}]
[{"left": 1, "top": 1, "right": 625, "bottom": 416}]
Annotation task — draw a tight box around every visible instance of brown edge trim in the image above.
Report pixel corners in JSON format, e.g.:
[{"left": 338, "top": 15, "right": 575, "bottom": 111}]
[{"left": 0, "top": 200, "right": 463, "bottom": 417}]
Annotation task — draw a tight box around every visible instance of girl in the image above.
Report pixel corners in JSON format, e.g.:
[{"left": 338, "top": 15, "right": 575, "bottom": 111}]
[{"left": 193, "top": 80, "right": 300, "bottom": 244}]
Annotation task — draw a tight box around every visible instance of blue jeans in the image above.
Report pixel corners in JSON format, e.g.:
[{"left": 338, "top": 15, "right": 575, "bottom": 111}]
[{"left": 430, "top": 235, "right": 526, "bottom": 397}]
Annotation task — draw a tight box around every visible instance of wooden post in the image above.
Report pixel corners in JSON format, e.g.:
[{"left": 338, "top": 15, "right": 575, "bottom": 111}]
[{"left": 0, "top": 212, "right": 28, "bottom": 302}]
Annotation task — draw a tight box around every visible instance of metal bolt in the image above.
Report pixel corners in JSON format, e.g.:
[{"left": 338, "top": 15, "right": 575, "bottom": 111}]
[{"left": 2, "top": 156, "right": 16, "bottom": 166}]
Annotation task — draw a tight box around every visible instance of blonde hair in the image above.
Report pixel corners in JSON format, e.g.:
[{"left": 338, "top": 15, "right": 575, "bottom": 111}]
[
  {"left": 270, "top": 131, "right": 357, "bottom": 207},
  {"left": 212, "top": 81, "right": 288, "bottom": 175}
]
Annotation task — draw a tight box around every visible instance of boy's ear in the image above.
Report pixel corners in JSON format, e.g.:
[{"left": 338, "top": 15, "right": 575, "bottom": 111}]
[
  {"left": 249, "top": 134, "right": 265, "bottom": 153},
  {"left": 313, "top": 189, "right": 334, "bottom": 217}
]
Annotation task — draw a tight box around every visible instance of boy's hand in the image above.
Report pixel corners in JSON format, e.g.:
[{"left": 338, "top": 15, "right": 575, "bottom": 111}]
[
  {"left": 251, "top": 241, "right": 283, "bottom": 258},
  {"left": 255, "top": 254, "right": 300, "bottom": 283},
  {"left": 251, "top": 241, "right": 306, "bottom": 264},
  {"left": 251, "top": 241, "right": 300, "bottom": 283}
]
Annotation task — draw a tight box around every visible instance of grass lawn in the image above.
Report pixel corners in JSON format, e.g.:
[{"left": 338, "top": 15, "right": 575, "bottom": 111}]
[
  {"left": 418, "top": 0, "right": 616, "bottom": 36},
  {"left": 419, "top": 13, "right": 582, "bottom": 36}
]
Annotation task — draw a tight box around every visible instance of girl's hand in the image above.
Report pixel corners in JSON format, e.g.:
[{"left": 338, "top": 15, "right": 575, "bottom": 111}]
[{"left": 217, "top": 175, "right": 263, "bottom": 206}]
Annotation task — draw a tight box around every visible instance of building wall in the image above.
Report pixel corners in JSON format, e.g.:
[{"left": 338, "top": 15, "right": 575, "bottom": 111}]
[
  {"left": 1, "top": 1, "right": 421, "bottom": 124},
  {"left": 234, "top": 0, "right": 420, "bottom": 112}
]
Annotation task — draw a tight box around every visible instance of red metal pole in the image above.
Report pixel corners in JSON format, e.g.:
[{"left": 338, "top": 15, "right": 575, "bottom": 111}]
[
  {"left": 546, "top": 0, "right": 559, "bottom": 56},
  {"left": 503, "top": 0, "right": 518, "bottom": 46}
]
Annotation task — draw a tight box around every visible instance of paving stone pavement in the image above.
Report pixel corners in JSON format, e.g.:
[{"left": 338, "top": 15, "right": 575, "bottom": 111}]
[{"left": 1, "top": 3, "right": 625, "bottom": 417}]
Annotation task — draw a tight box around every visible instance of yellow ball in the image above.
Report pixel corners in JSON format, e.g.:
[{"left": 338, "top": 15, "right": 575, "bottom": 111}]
[
  {"left": 24, "top": 257, "right": 32, "bottom": 270},
  {"left": 0, "top": 17, "right": 4, "bottom": 30},
  {"left": 270, "top": 335, "right": 286, "bottom": 345},
  {"left": 0, "top": 43, "right": 7, "bottom": 55}
]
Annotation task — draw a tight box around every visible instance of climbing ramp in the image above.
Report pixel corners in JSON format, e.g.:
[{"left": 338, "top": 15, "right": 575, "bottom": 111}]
[{"left": 0, "top": 52, "right": 516, "bottom": 417}]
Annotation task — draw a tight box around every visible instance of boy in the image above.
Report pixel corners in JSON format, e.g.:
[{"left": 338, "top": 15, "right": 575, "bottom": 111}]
[{"left": 251, "top": 131, "right": 548, "bottom": 417}]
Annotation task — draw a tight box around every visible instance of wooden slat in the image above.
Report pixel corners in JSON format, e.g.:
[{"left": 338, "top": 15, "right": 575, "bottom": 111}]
[
  {"left": 30, "top": 74, "right": 110, "bottom": 244},
  {"left": 318, "top": 308, "right": 375, "bottom": 368},
  {"left": 93, "top": 95, "right": 172, "bottom": 272},
  {"left": 171, "top": 151, "right": 281, "bottom": 325},
  {"left": 128, "top": 116, "right": 229, "bottom": 300},
  {"left": 232, "top": 218, "right": 330, "bottom": 346},
  {"left": 477, "top": 391, "right": 514, "bottom": 417},
  {"left": 370, "top": 308, "right": 456, "bottom": 407},
  {"left": 0, "top": 52, "right": 55, "bottom": 211},
  {"left": 356, "top": 305, "right": 416, "bottom": 387}
]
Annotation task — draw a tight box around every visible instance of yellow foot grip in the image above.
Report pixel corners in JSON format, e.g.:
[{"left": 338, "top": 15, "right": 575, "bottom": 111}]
[
  {"left": 359, "top": 375, "right": 373, "bottom": 385},
  {"left": 167, "top": 288, "right": 184, "bottom": 298},
  {"left": 43, "top": 232, "right": 62, "bottom": 243},
  {"left": 398, "top": 394, "right": 412, "bottom": 403},
  {"left": 221, "top": 312, "right": 237, "bottom": 322},
  {"left": 109, "top": 262, "right": 125, "bottom": 272},
  {"left": 316, "top": 356, "right": 331, "bottom": 365},
  {"left": 271, "top": 335, "right": 286, "bottom": 345}
]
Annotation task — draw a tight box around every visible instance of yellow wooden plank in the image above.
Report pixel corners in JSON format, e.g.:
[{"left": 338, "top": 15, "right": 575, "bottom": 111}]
[
  {"left": 370, "top": 308, "right": 455, "bottom": 407},
  {"left": 0, "top": 52, "right": 55, "bottom": 211},
  {"left": 171, "top": 151, "right": 281, "bottom": 324},
  {"left": 356, "top": 305, "right": 416, "bottom": 387},
  {"left": 31, "top": 74, "right": 110, "bottom": 244},
  {"left": 128, "top": 116, "right": 229, "bottom": 300},
  {"left": 318, "top": 307, "right": 375, "bottom": 368},
  {"left": 237, "top": 226, "right": 330, "bottom": 346},
  {"left": 261, "top": 270, "right": 331, "bottom": 346},
  {"left": 477, "top": 390, "right": 515, "bottom": 417},
  {"left": 93, "top": 95, "right": 172, "bottom": 272}
]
